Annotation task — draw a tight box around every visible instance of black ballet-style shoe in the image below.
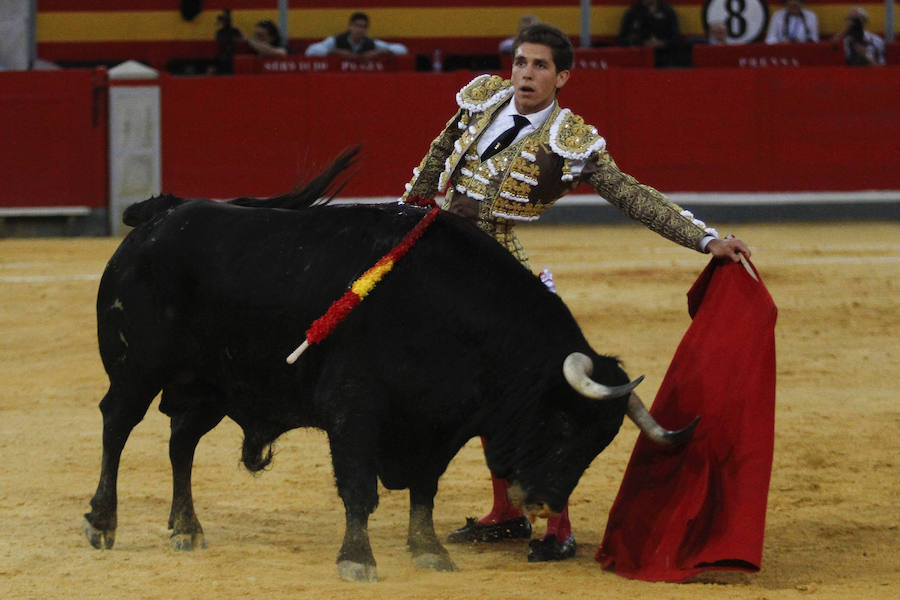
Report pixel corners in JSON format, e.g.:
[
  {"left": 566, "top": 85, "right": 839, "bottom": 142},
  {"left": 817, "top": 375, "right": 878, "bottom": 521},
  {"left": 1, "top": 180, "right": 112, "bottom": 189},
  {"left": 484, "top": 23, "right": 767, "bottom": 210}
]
[
  {"left": 527, "top": 534, "right": 576, "bottom": 562},
  {"left": 446, "top": 516, "right": 533, "bottom": 543}
]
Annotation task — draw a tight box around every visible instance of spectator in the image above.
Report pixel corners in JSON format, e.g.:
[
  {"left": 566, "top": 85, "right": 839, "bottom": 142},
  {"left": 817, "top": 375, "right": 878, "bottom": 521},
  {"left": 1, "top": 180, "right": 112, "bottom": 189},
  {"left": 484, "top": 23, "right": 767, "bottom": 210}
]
[
  {"left": 617, "top": 0, "right": 683, "bottom": 66},
  {"left": 706, "top": 21, "right": 729, "bottom": 45},
  {"left": 833, "top": 7, "right": 885, "bottom": 66},
  {"left": 499, "top": 15, "right": 540, "bottom": 54},
  {"left": 242, "top": 20, "right": 287, "bottom": 56},
  {"left": 213, "top": 8, "right": 242, "bottom": 73},
  {"left": 765, "top": 0, "right": 819, "bottom": 44},
  {"left": 305, "top": 12, "right": 408, "bottom": 58}
]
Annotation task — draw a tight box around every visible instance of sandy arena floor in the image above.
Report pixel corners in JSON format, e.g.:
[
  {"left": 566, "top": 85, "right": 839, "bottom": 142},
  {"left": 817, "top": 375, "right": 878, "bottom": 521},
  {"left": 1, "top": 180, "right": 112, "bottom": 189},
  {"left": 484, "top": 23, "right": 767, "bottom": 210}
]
[{"left": 1, "top": 221, "right": 898, "bottom": 600}]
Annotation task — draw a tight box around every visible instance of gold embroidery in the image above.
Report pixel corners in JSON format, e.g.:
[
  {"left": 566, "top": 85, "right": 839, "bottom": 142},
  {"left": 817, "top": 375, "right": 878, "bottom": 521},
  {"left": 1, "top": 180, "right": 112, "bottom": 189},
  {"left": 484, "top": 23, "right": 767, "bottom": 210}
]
[
  {"left": 511, "top": 157, "right": 540, "bottom": 181},
  {"left": 552, "top": 111, "right": 603, "bottom": 157},
  {"left": 521, "top": 138, "right": 541, "bottom": 157},
  {"left": 458, "top": 76, "right": 511, "bottom": 109},
  {"left": 500, "top": 178, "right": 531, "bottom": 200},
  {"left": 587, "top": 153, "right": 706, "bottom": 250}
]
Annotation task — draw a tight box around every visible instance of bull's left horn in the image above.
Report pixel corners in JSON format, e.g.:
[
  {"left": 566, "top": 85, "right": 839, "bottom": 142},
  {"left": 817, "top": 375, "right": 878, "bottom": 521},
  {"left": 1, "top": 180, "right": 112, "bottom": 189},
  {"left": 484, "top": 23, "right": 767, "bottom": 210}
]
[
  {"left": 563, "top": 352, "right": 644, "bottom": 400},
  {"left": 626, "top": 392, "right": 700, "bottom": 446}
]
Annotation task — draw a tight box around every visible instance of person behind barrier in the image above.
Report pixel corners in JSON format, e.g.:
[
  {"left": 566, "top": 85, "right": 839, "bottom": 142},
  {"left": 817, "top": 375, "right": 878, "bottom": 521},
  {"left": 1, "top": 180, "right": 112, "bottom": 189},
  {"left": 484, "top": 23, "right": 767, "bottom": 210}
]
[
  {"left": 617, "top": 0, "right": 683, "bottom": 66},
  {"left": 833, "top": 7, "right": 885, "bottom": 66},
  {"left": 241, "top": 20, "right": 287, "bottom": 56},
  {"left": 706, "top": 21, "right": 729, "bottom": 45},
  {"left": 400, "top": 23, "right": 750, "bottom": 563},
  {"left": 765, "top": 0, "right": 819, "bottom": 44},
  {"left": 304, "top": 12, "right": 408, "bottom": 58},
  {"left": 499, "top": 15, "right": 540, "bottom": 54}
]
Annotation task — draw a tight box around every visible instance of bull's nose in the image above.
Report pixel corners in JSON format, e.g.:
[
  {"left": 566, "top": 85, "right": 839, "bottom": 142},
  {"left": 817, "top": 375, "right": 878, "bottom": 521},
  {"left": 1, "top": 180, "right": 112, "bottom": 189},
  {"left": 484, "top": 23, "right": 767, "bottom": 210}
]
[{"left": 508, "top": 481, "right": 564, "bottom": 520}]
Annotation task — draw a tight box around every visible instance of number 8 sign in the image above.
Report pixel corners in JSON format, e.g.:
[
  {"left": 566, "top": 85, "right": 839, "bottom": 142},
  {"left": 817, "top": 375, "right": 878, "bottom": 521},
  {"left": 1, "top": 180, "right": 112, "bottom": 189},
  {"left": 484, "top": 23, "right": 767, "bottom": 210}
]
[{"left": 703, "top": 0, "right": 770, "bottom": 43}]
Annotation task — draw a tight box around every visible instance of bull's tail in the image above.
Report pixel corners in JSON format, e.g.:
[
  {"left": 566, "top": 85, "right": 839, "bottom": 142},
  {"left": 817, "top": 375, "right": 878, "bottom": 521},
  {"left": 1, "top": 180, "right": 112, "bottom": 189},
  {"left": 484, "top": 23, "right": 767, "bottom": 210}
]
[
  {"left": 229, "top": 146, "right": 360, "bottom": 210},
  {"left": 121, "top": 146, "right": 360, "bottom": 227}
]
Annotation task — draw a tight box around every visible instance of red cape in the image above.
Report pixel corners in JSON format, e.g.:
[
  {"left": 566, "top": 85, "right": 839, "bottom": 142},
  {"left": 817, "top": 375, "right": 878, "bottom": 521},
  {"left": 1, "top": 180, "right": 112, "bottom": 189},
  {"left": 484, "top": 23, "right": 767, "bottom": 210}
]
[{"left": 596, "top": 258, "right": 777, "bottom": 582}]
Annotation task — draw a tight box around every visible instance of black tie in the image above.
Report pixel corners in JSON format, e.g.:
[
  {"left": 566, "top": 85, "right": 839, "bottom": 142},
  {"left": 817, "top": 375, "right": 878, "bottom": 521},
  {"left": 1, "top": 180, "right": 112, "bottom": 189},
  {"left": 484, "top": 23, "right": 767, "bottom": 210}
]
[{"left": 481, "top": 114, "right": 530, "bottom": 161}]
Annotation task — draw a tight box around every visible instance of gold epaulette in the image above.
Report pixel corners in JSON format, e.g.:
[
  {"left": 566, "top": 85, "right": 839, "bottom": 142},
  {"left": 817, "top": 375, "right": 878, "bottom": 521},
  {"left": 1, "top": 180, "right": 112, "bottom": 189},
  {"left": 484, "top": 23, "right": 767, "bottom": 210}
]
[
  {"left": 548, "top": 108, "right": 606, "bottom": 160},
  {"left": 456, "top": 75, "right": 514, "bottom": 113}
]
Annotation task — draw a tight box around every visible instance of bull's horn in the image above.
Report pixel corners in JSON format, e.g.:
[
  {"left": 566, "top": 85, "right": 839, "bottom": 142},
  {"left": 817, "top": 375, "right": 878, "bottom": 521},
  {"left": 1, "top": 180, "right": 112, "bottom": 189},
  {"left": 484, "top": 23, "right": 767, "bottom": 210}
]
[
  {"left": 626, "top": 392, "right": 700, "bottom": 445},
  {"left": 563, "top": 352, "right": 644, "bottom": 400}
]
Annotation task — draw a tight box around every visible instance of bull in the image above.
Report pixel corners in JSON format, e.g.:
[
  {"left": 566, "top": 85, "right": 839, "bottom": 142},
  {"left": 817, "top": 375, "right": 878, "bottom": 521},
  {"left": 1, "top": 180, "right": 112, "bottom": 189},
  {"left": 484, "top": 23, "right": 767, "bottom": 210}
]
[{"left": 83, "top": 150, "right": 695, "bottom": 581}]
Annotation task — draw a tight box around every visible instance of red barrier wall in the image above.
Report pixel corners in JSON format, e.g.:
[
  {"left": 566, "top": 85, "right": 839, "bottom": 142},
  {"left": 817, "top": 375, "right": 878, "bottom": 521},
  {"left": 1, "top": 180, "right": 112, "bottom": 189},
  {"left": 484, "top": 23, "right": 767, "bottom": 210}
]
[
  {"left": 160, "top": 67, "right": 900, "bottom": 199},
  {"left": 3, "top": 67, "right": 899, "bottom": 213},
  {"left": 0, "top": 69, "right": 108, "bottom": 208},
  {"left": 161, "top": 71, "right": 479, "bottom": 199}
]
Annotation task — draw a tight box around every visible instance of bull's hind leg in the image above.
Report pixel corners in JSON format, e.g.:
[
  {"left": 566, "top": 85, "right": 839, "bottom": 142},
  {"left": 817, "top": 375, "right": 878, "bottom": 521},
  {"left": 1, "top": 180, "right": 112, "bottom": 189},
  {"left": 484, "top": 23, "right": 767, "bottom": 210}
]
[
  {"left": 408, "top": 483, "right": 458, "bottom": 572},
  {"left": 328, "top": 432, "right": 379, "bottom": 582},
  {"left": 165, "top": 400, "right": 225, "bottom": 551},
  {"left": 84, "top": 383, "right": 157, "bottom": 549}
]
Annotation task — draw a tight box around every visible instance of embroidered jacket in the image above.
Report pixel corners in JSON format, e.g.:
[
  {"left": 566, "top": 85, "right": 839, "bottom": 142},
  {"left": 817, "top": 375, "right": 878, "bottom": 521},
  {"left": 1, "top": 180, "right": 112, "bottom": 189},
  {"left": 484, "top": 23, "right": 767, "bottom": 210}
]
[{"left": 401, "top": 74, "right": 718, "bottom": 263}]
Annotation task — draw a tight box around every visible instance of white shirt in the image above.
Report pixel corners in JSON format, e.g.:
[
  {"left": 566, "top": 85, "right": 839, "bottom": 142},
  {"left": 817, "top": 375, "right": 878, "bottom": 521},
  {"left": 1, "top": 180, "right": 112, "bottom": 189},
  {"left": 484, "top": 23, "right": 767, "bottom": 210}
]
[
  {"left": 765, "top": 9, "right": 819, "bottom": 44},
  {"left": 475, "top": 100, "right": 555, "bottom": 158},
  {"left": 305, "top": 36, "right": 408, "bottom": 57}
]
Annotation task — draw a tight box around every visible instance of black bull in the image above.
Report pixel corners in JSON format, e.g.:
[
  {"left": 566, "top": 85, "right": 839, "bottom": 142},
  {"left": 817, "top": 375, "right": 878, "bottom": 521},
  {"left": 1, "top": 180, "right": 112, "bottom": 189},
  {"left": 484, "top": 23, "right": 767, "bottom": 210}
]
[{"left": 83, "top": 155, "right": 694, "bottom": 582}]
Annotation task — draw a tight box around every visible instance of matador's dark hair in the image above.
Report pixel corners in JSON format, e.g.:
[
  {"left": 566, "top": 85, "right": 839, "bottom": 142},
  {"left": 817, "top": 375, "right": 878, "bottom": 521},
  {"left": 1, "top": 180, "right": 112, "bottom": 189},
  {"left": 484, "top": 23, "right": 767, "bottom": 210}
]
[{"left": 511, "top": 24, "right": 574, "bottom": 72}]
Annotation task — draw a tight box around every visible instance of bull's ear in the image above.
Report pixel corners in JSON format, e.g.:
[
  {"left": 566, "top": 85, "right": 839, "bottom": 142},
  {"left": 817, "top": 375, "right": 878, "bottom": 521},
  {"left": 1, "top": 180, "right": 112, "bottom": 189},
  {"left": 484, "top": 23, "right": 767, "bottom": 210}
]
[{"left": 563, "top": 353, "right": 643, "bottom": 400}]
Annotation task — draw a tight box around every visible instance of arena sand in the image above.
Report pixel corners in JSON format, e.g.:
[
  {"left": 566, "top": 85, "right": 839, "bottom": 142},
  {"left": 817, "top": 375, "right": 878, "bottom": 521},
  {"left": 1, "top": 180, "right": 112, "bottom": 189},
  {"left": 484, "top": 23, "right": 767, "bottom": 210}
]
[{"left": 1, "top": 222, "right": 897, "bottom": 600}]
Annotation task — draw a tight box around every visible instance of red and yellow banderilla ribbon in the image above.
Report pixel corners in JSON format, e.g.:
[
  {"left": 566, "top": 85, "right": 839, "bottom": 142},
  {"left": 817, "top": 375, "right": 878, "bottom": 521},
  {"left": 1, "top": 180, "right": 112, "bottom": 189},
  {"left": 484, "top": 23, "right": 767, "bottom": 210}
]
[{"left": 286, "top": 204, "right": 440, "bottom": 364}]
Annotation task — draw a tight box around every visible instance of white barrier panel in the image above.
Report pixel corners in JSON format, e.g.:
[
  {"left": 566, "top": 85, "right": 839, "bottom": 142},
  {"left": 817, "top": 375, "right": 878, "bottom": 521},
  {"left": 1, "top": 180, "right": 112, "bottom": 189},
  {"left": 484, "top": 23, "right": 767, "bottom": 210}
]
[{"left": 108, "top": 61, "right": 161, "bottom": 235}]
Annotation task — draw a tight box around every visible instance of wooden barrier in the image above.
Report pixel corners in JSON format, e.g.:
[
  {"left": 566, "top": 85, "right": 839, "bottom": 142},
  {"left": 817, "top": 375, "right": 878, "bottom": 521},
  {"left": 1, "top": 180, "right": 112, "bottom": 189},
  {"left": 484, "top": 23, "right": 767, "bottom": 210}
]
[
  {"left": 693, "top": 42, "right": 845, "bottom": 68},
  {"left": 4, "top": 66, "right": 900, "bottom": 216},
  {"left": 234, "top": 54, "right": 418, "bottom": 74},
  {"left": 886, "top": 42, "right": 900, "bottom": 65},
  {"left": 158, "top": 68, "right": 900, "bottom": 199},
  {"left": 0, "top": 68, "right": 108, "bottom": 210},
  {"left": 500, "top": 47, "right": 654, "bottom": 72},
  {"left": 574, "top": 47, "right": 655, "bottom": 69}
]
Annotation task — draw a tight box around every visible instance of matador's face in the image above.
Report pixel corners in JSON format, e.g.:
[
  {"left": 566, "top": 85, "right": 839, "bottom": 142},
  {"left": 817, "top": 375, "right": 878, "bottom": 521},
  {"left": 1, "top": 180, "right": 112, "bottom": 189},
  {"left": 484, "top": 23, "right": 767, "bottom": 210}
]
[{"left": 511, "top": 42, "right": 570, "bottom": 115}]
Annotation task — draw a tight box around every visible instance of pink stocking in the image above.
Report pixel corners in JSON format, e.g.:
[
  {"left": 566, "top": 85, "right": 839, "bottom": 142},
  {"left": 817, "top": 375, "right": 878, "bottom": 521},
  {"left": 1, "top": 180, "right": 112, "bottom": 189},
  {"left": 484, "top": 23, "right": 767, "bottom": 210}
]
[
  {"left": 544, "top": 505, "right": 571, "bottom": 542},
  {"left": 477, "top": 437, "right": 523, "bottom": 525}
]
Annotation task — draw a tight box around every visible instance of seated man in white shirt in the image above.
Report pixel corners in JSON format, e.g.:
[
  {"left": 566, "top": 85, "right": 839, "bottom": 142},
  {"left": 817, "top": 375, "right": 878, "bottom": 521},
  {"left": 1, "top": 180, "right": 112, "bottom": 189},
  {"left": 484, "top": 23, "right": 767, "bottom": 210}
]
[
  {"left": 305, "top": 12, "right": 408, "bottom": 58},
  {"left": 765, "top": 0, "right": 819, "bottom": 44}
]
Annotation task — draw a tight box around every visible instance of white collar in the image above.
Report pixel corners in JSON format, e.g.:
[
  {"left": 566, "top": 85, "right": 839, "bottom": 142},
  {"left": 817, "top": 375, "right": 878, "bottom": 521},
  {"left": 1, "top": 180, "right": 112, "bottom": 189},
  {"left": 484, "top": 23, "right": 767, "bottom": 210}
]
[{"left": 496, "top": 98, "right": 556, "bottom": 129}]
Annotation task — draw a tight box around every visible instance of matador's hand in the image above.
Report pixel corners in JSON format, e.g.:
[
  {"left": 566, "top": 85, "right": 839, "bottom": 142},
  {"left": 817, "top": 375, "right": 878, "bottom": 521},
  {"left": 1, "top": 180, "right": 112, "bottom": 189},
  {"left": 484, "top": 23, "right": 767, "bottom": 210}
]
[{"left": 706, "top": 236, "right": 751, "bottom": 262}]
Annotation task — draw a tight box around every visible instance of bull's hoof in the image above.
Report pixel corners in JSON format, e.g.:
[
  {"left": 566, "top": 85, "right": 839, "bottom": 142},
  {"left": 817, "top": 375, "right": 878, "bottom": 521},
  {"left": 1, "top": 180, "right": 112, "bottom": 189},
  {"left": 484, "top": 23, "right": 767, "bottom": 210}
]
[
  {"left": 83, "top": 516, "right": 115, "bottom": 550},
  {"left": 413, "top": 552, "right": 458, "bottom": 572},
  {"left": 337, "top": 560, "right": 378, "bottom": 582},
  {"left": 170, "top": 532, "right": 207, "bottom": 551}
]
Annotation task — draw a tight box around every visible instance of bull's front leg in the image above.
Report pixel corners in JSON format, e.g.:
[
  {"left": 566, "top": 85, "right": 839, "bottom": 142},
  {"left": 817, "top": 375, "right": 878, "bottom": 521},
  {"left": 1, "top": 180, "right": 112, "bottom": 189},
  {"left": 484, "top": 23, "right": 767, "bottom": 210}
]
[
  {"left": 408, "top": 485, "right": 457, "bottom": 572},
  {"left": 329, "top": 432, "right": 379, "bottom": 582},
  {"left": 337, "top": 510, "right": 377, "bottom": 582}
]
